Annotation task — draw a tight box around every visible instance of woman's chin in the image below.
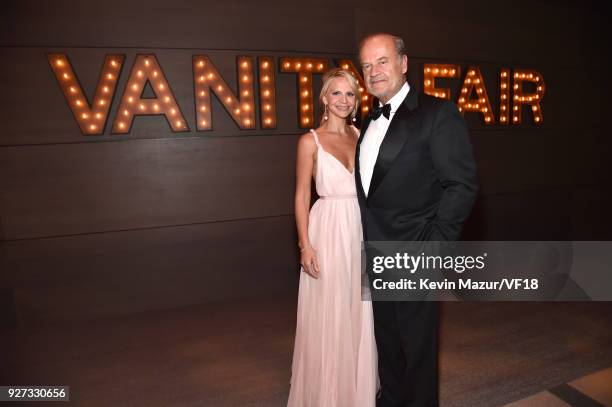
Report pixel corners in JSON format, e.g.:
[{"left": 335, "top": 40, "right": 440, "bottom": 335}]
[{"left": 329, "top": 110, "right": 352, "bottom": 120}]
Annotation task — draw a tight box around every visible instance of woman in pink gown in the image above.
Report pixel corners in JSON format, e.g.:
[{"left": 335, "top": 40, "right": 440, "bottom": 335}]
[{"left": 288, "top": 68, "right": 378, "bottom": 407}]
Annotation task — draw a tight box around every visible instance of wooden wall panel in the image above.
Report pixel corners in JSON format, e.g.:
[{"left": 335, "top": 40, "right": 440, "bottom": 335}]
[
  {"left": 462, "top": 189, "right": 573, "bottom": 240},
  {"left": 471, "top": 128, "right": 607, "bottom": 196},
  {"left": 354, "top": 1, "right": 606, "bottom": 68},
  {"left": 463, "top": 184, "right": 612, "bottom": 241},
  {"left": 569, "top": 184, "right": 612, "bottom": 240},
  {"left": 0, "top": 0, "right": 355, "bottom": 53},
  {"left": 0, "top": 135, "right": 296, "bottom": 240},
  {"left": 1, "top": 216, "right": 299, "bottom": 326}
]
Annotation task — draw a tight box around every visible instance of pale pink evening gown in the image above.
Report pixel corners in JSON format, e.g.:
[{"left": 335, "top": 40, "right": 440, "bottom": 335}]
[{"left": 288, "top": 129, "right": 378, "bottom": 407}]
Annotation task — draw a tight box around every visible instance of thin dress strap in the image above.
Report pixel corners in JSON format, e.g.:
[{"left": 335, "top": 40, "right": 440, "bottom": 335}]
[{"left": 309, "top": 129, "right": 320, "bottom": 146}]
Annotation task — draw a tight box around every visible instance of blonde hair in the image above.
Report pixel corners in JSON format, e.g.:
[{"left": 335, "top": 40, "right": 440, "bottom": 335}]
[{"left": 319, "top": 68, "right": 361, "bottom": 124}]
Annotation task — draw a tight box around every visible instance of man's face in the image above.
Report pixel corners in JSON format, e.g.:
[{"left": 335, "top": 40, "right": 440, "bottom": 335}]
[{"left": 359, "top": 35, "right": 408, "bottom": 104}]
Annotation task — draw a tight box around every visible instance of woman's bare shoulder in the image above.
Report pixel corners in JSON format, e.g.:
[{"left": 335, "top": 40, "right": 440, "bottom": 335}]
[{"left": 297, "top": 130, "right": 317, "bottom": 151}]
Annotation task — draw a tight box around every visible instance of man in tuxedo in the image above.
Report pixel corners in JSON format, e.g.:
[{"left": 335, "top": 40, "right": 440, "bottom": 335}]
[{"left": 357, "top": 33, "right": 478, "bottom": 406}]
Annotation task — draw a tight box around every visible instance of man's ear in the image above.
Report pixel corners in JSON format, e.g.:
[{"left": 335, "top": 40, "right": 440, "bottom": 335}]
[{"left": 401, "top": 55, "right": 408, "bottom": 75}]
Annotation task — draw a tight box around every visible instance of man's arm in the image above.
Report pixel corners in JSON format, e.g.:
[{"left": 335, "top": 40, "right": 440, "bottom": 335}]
[{"left": 427, "top": 100, "right": 479, "bottom": 241}]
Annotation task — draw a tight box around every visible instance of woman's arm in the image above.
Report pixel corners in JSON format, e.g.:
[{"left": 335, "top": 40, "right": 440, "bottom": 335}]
[{"left": 295, "top": 133, "right": 320, "bottom": 278}]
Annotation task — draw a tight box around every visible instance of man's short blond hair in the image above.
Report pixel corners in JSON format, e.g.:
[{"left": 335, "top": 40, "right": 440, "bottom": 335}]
[{"left": 359, "top": 33, "right": 406, "bottom": 61}]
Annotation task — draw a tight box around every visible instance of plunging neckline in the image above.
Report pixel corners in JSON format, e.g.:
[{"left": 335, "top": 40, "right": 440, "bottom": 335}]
[{"left": 319, "top": 145, "right": 355, "bottom": 175}]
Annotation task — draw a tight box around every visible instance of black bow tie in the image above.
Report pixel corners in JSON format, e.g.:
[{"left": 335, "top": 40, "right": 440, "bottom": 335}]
[{"left": 370, "top": 103, "right": 391, "bottom": 120}]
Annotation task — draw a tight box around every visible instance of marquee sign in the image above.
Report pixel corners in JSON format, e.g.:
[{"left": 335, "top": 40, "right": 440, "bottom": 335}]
[{"left": 47, "top": 53, "right": 545, "bottom": 135}]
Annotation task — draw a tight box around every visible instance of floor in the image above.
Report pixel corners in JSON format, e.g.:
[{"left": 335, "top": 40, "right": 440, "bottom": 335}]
[{"left": 2, "top": 296, "right": 611, "bottom": 406}]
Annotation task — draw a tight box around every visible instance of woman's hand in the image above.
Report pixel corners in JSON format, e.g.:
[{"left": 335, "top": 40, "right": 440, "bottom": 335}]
[{"left": 300, "top": 246, "right": 320, "bottom": 278}]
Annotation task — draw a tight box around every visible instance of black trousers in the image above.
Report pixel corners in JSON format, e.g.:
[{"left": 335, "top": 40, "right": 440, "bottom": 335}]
[{"left": 373, "top": 301, "right": 439, "bottom": 407}]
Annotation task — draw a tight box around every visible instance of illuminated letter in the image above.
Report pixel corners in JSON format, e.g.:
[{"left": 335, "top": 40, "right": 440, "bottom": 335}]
[
  {"left": 113, "top": 54, "right": 189, "bottom": 133},
  {"left": 423, "top": 63, "right": 461, "bottom": 100},
  {"left": 499, "top": 68, "right": 511, "bottom": 124},
  {"left": 258, "top": 56, "right": 277, "bottom": 129},
  {"left": 512, "top": 69, "right": 545, "bottom": 124},
  {"left": 48, "top": 53, "right": 124, "bottom": 135},
  {"left": 280, "top": 58, "right": 328, "bottom": 128},
  {"left": 193, "top": 55, "right": 256, "bottom": 130},
  {"left": 457, "top": 66, "right": 495, "bottom": 124}
]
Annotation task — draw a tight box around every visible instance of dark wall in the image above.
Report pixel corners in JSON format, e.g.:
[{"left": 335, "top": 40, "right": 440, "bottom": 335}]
[{"left": 1, "top": 0, "right": 610, "bottom": 326}]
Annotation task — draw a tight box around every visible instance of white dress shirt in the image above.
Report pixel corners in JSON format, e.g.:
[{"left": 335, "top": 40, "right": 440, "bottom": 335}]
[{"left": 359, "top": 81, "right": 410, "bottom": 196}]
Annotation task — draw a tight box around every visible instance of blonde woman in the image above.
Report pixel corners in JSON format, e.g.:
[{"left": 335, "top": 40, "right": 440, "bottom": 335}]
[{"left": 288, "top": 68, "right": 378, "bottom": 407}]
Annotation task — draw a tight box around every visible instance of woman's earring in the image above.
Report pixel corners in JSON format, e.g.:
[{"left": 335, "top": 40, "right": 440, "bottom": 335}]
[
  {"left": 323, "top": 104, "right": 329, "bottom": 121},
  {"left": 351, "top": 110, "right": 357, "bottom": 122}
]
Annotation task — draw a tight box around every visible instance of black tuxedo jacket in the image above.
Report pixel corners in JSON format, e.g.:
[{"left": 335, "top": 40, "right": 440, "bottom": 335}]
[{"left": 356, "top": 87, "right": 478, "bottom": 242}]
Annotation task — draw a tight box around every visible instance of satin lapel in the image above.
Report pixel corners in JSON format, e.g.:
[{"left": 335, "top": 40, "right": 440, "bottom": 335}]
[
  {"left": 367, "top": 90, "right": 419, "bottom": 199},
  {"left": 355, "top": 115, "right": 372, "bottom": 202}
]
